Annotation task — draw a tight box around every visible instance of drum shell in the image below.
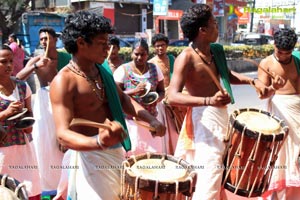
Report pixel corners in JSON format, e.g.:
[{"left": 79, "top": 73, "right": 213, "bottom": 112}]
[
  {"left": 223, "top": 108, "right": 288, "bottom": 197},
  {"left": 121, "top": 153, "right": 197, "bottom": 200}
]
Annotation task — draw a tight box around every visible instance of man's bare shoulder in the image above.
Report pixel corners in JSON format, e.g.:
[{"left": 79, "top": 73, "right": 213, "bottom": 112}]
[
  {"left": 148, "top": 56, "right": 157, "bottom": 63},
  {"left": 175, "top": 46, "right": 195, "bottom": 63},
  {"left": 52, "top": 64, "right": 75, "bottom": 88},
  {"left": 260, "top": 55, "right": 273, "bottom": 68}
]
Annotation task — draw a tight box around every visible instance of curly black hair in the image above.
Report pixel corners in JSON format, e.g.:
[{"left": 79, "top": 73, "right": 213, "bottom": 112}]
[
  {"left": 62, "top": 10, "right": 114, "bottom": 54},
  {"left": 180, "top": 4, "right": 212, "bottom": 42},
  {"left": 274, "top": 28, "right": 298, "bottom": 51},
  {"left": 151, "top": 33, "right": 169, "bottom": 46}
]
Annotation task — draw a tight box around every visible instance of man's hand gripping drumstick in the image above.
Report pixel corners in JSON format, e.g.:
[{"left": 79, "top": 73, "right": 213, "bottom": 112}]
[
  {"left": 33, "top": 32, "right": 51, "bottom": 71},
  {"left": 70, "top": 118, "right": 127, "bottom": 149},
  {"left": 243, "top": 58, "right": 286, "bottom": 97},
  {"left": 133, "top": 117, "right": 166, "bottom": 137}
]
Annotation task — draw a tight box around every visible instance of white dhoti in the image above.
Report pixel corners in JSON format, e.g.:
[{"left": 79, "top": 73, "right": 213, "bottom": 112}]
[
  {"left": 261, "top": 94, "right": 300, "bottom": 198},
  {"left": 0, "top": 135, "right": 41, "bottom": 197},
  {"left": 175, "top": 106, "right": 228, "bottom": 200},
  {"left": 68, "top": 147, "right": 124, "bottom": 200},
  {"left": 32, "top": 87, "right": 64, "bottom": 192}
]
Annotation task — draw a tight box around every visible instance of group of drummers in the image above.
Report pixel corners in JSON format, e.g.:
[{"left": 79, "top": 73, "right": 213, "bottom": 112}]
[{"left": 0, "top": 4, "right": 300, "bottom": 200}]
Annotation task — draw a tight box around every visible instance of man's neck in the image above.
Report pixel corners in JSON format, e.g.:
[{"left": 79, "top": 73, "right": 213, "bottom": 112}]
[
  {"left": 156, "top": 54, "right": 168, "bottom": 60},
  {"left": 46, "top": 49, "right": 58, "bottom": 60},
  {"left": 192, "top": 40, "right": 211, "bottom": 56}
]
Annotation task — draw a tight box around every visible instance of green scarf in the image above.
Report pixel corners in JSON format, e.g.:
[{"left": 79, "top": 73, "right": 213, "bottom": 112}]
[
  {"left": 292, "top": 51, "right": 300, "bottom": 75},
  {"left": 168, "top": 53, "right": 175, "bottom": 79},
  {"left": 96, "top": 60, "right": 131, "bottom": 151},
  {"left": 210, "top": 43, "right": 235, "bottom": 104}
]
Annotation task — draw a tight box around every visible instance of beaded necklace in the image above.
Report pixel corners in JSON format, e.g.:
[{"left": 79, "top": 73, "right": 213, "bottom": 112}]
[
  {"left": 192, "top": 45, "right": 214, "bottom": 66},
  {"left": 68, "top": 61, "right": 105, "bottom": 103}
]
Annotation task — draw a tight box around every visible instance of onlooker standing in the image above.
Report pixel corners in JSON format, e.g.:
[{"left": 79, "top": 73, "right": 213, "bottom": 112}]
[
  {"left": 257, "top": 28, "right": 300, "bottom": 200},
  {"left": 108, "top": 35, "right": 124, "bottom": 73},
  {"left": 148, "top": 33, "right": 179, "bottom": 154},
  {"left": 0, "top": 44, "right": 41, "bottom": 200},
  {"left": 8, "top": 33, "right": 25, "bottom": 76}
]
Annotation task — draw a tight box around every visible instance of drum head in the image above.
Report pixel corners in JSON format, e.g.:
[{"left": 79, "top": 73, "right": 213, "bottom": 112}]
[
  {"left": 130, "top": 158, "right": 187, "bottom": 182},
  {"left": 235, "top": 111, "right": 281, "bottom": 134}
]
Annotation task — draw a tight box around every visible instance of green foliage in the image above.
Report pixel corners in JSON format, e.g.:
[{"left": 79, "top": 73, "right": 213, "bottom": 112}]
[
  {"left": 0, "top": 0, "right": 31, "bottom": 41},
  {"left": 119, "top": 44, "right": 275, "bottom": 62}
]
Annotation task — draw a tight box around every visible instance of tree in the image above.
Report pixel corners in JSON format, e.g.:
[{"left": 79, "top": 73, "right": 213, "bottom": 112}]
[{"left": 0, "top": 0, "right": 31, "bottom": 42}]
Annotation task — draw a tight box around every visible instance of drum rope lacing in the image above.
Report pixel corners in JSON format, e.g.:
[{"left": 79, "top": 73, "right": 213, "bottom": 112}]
[{"left": 223, "top": 109, "right": 289, "bottom": 197}]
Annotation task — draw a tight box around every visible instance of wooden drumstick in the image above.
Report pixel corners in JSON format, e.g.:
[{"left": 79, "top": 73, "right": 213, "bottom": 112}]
[
  {"left": 132, "top": 117, "right": 156, "bottom": 132},
  {"left": 107, "top": 45, "right": 114, "bottom": 60},
  {"left": 70, "top": 118, "right": 111, "bottom": 130},
  {"left": 196, "top": 62, "right": 225, "bottom": 94},
  {"left": 243, "top": 58, "right": 275, "bottom": 79},
  {"left": 44, "top": 32, "right": 50, "bottom": 58}
]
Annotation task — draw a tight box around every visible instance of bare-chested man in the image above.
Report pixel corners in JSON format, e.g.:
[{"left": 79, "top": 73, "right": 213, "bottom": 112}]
[
  {"left": 257, "top": 28, "right": 300, "bottom": 200},
  {"left": 16, "top": 27, "right": 71, "bottom": 197},
  {"left": 50, "top": 11, "right": 165, "bottom": 199},
  {"left": 148, "top": 33, "right": 180, "bottom": 154},
  {"left": 166, "top": 4, "right": 272, "bottom": 199}
]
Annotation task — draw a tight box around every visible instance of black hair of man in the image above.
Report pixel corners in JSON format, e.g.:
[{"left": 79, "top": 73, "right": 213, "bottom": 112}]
[
  {"left": 61, "top": 10, "right": 114, "bottom": 54},
  {"left": 274, "top": 28, "right": 298, "bottom": 51},
  {"left": 180, "top": 4, "right": 212, "bottom": 42},
  {"left": 151, "top": 33, "right": 169, "bottom": 46},
  {"left": 109, "top": 36, "right": 120, "bottom": 48},
  {"left": 39, "top": 27, "right": 58, "bottom": 38}
]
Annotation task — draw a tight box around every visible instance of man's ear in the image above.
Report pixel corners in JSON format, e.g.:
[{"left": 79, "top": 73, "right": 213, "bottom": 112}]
[{"left": 76, "top": 37, "right": 85, "bottom": 48}]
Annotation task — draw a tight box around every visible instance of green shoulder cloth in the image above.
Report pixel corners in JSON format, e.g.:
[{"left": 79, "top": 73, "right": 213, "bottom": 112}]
[
  {"left": 57, "top": 50, "right": 72, "bottom": 71},
  {"left": 96, "top": 60, "right": 131, "bottom": 151},
  {"left": 167, "top": 53, "right": 175, "bottom": 79},
  {"left": 210, "top": 43, "right": 235, "bottom": 104},
  {"left": 292, "top": 51, "right": 300, "bottom": 75}
]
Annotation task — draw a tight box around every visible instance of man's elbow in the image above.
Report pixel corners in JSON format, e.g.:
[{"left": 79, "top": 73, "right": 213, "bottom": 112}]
[{"left": 166, "top": 92, "right": 176, "bottom": 105}]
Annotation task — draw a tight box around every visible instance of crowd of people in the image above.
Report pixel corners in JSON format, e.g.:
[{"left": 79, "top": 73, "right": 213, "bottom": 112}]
[{"left": 0, "top": 3, "right": 299, "bottom": 200}]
